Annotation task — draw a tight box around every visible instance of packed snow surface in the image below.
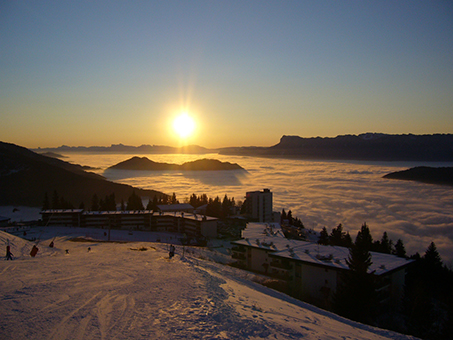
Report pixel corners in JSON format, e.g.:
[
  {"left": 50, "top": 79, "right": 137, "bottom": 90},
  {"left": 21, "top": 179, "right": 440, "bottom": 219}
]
[{"left": 1, "top": 227, "right": 417, "bottom": 340}]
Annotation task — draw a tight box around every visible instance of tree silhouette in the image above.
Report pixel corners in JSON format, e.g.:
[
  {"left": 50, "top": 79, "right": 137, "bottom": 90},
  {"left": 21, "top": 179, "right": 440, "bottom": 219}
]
[
  {"left": 42, "top": 192, "right": 50, "bottom": 210},
  {"left": 335, "top": 225, "right": 377, "bottom": 323},
  {"left": 318, "top": 227, "right": 329, "bottom": 245},
  {"left": 393, "top": 239, "right": 406, "bottom": 258}
]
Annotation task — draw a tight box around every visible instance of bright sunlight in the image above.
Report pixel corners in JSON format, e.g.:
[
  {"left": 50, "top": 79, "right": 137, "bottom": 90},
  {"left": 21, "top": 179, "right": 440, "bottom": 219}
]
[{"left": 172, "top": 113, "right": 196, "bottom": 139}]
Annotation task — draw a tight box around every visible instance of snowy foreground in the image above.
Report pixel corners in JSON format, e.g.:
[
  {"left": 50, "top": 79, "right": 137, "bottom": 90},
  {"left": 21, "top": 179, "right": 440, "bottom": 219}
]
[{"left": 1, "top": 227, "right": 417, "bottom": 340}]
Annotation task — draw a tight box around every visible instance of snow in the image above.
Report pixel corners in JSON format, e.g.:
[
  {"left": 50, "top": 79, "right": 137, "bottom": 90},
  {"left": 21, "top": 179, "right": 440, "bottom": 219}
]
[
  {"left": 0, "top": 227, "right": 418, "bottom": 340},
  {"left": 235, "top": 223, "right": 412, "bottom": 275}
]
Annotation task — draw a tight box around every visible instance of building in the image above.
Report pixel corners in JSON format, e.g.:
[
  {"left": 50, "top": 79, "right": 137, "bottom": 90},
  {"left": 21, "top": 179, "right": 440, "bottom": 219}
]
[
  {"left": 231, "top": 223, "right": 412, "bottom": 308},
  {"left": 41, "top": 209, "right": 83, "bottom": 227},
  {"left": 0, "top": 216, "right": 10, "bottom": 228},
  {"left": 245, "top": 189, "right": 273, "bottom": 222},
  {"left": 40, "top": 209, "right": 217, "bottom": 238},
  {"left": 156, "top": 204, "right": 194, "bottom": 213}
]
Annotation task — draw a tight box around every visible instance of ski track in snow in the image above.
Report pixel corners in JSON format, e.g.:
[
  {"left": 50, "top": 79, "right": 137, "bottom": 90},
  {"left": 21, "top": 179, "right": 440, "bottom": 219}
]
[{"left": 0, "top": 228, "right": 418, "bottom": 340}]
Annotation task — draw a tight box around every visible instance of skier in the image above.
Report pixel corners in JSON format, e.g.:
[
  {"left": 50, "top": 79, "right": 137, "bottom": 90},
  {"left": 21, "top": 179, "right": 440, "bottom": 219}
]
[
  {"left": 169, "top": 244, "right": 175, "bottom": 259},
  {"left": 6, "top": 245, "right": 13, "bottom": 260}
]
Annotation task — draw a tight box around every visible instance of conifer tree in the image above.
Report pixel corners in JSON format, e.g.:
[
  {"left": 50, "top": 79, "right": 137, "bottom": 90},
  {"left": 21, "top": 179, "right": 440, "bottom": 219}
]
[
  {"left": 91, "top": 194, "right": 99, "bottom": 211},
  {"left": 42, "top": 192, "right": 50, "bottom": 210},
  {"left": 334, "top": 225, "right": 377, "bottom": 323},
  {"left": 318, "top": 227, "right": 329, "bottom": 245},
  {"left": 379, "top": 232, "right": 392, "bottom": 254},
  {"left": 51, "top": 190, "right": 60, "bottom": 209},
  {"left": 393, "top": 239, "right": 406, "bottom": 258}
]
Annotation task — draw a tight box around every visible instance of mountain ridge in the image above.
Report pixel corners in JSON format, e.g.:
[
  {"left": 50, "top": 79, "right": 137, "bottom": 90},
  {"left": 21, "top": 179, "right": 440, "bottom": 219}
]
[
  {"left": 220, "top": 133, "right": 453, "bottom": 161},
  {"left": 108, "top": 157, "right": 244, "bottom": 171},
  {"left": 0, "top": 141, "right": 166, "bottom": 207}
]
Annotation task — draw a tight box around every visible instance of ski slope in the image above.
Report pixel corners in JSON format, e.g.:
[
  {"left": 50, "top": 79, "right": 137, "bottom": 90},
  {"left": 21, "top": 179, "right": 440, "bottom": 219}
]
[{"left": 0, "top": 228, "right": 418, "bottom": 340}]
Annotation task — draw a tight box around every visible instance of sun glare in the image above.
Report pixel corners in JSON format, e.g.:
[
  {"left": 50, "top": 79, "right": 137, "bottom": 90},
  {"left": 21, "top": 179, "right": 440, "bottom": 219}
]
[{"left": 173, "top": 113, "right": 196, "bottom": 139}]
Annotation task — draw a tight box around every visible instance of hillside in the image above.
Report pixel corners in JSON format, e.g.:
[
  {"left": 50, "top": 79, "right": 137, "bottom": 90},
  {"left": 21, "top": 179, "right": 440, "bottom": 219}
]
[
  {"left": 108, "top": 157, "right": 244, "bottom": 171},
  {"left": 219, "top": 133, "right": 453, "bottom": 162},
  {"left": 0, "top": 227, "right": 417, "bottom": 340},
  {"left": 383, "top": 166, "right": 453, "bottom": 186},
  {"left": 0, "top": 142, "right": 166, "bottom": 207}
]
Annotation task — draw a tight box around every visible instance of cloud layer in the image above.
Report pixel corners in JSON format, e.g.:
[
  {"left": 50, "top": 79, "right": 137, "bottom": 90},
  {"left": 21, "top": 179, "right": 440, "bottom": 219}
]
[{"left": 68, "top": 154, "right": 453, "bottom": 265}]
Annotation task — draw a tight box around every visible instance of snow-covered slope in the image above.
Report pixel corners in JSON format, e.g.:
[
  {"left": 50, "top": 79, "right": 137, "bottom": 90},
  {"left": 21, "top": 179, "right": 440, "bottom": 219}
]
[{"left": 0, "top": 228, "right": 417, "bottom": 340}]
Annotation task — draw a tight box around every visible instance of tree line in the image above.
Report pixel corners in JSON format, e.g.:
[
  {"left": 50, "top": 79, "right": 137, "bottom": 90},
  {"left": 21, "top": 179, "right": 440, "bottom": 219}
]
[{"left": 42, "top": 190, "right": 242, "bottom": 218}]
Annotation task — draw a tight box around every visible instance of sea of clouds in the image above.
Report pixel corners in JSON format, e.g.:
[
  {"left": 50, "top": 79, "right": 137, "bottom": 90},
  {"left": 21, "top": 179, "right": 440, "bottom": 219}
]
[{"left": 65, "top": 153, "right": 453, "bottom": 266}]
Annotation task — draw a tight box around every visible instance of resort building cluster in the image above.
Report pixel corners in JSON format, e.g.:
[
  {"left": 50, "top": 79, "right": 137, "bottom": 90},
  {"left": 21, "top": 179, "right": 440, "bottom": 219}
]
[{"left": 39, "top": 188, "right": 412, "bottom": 308}]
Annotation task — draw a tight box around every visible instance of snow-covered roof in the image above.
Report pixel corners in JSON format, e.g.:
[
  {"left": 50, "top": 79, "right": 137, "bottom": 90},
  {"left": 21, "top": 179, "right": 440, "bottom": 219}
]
[
  {"left": 41, "top": 209, "right": 84, "bottom": 214},
  {"left": 232, "top": 222, "right": 413, "bottom": 275},
  {"left": 157, "top": 204, "right": 194, "bottom": 212},
  {"left": 232, "top": 223, "right": 303, "bottom": 252},
  {"left": 154, "top": 211, "right": 217, "bottom": 222},
  {"left": 272, "top": 242, "right": 412, "bottom": 276},
  {"left": 83, "top": 210, "right": 154, "bottom": 215}
]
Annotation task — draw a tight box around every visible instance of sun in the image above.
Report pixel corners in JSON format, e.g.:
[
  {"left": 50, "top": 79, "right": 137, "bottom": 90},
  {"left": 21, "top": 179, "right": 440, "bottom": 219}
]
[{"left": 172, "top": 113, "right": 196, "bottom": 139}]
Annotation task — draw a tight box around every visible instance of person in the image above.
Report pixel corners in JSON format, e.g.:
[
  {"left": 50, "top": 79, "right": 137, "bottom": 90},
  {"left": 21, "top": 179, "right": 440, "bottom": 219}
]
[
  {"left": 6, "top": 245, "right": 13, "bottom": 260},
  {"left": 169, "top": 244, "right": 175, "bottom": 259}
]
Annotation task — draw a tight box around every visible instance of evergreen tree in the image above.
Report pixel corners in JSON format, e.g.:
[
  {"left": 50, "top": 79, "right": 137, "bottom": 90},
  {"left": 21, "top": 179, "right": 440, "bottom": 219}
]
[
  {"left": 393, "top": 239, "right": 406, "bottom": 258},
  {"left": 170, "top": 192, "right": 178, "bottom": 205},
  {"left": 287, "top": 210, "right": 293, "bottom": 225},
  {"left": 127, "top": 190, "right": 144, "bottom": 210},
  {"left": 334, "top": 226, "right": 377, "bottom": 323},
  {"left": 42, "top": 192, "right": 50, "bottom": 210},
  {"left": 120, "top": 199, "right": 125, "bottom": 211},
  {"left": 318, "top": 227, "right": 329, "bottom": 245},
  {"left": 79, "top": 202, "right": 85, "bottom": 210},
  {"left": 91, "top": 194, "right": 99, "bottom": 211},
  {"left": 424, "top": 242, "right": 442, "bottom": 270},
  {"left": 356, "top": 223, "right": 373, "bottom": 251},
  {"left": 281, "top": 209, "right": 287, "bottom": 224},
  {"left": 51, "top": 190, "right": 60, "bottom": 209},
  {"left": 99, "top": 198, "right": 106, "bottom": 211},
  {"left": 343, "top": 232, "right": 353, "bottom": 248},
  {"left": 330, "top": 224, "right": 345, "bottom": 246},
  {"left": 379, "top": 232, "right": 392, "bottom": 254}
]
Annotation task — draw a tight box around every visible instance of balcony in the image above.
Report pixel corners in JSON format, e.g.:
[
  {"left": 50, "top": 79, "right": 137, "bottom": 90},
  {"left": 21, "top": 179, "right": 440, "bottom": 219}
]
[{"left": 270, "top": 260, "right": 292, "bottom": 270}]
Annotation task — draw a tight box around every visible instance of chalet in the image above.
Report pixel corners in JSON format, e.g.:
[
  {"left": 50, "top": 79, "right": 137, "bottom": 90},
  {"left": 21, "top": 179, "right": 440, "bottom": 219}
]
[{"left": 231, "top": 223, "right": 412, "bottom": 308}]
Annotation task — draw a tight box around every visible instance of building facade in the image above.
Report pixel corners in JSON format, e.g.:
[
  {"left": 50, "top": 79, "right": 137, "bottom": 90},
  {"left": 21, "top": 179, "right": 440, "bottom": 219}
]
[
  {"left": 245, "top": 189, "right": 273, "bottom": 222},
  {"left": 231, "top": 223, "right": 412, "bottom": 309},
  {"left": 40, "top": 209, "right": 217, "bottom": 238}
]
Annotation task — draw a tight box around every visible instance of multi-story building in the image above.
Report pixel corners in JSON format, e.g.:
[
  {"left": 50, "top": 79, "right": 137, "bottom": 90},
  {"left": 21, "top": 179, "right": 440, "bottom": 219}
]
[
  {"left": 245, "top": 188, "right": 273, "bottom": 222},
  {"left": 231, "top": 223, "right": 413, "bottom": 309},
  {"left": 40, "top": 209, "right": 217, "bottom": 238}
]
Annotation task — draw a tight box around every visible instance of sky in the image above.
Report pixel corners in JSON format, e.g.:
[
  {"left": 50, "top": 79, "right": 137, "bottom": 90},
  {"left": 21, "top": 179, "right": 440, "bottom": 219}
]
[{"left": 1, "top": 1, "right": 452, "bottom": 148}]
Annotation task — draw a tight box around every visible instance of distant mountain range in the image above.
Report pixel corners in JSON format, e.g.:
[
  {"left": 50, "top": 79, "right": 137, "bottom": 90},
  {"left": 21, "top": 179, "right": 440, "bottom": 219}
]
[
  {"left": 108, "top": 157, "right": 244, "bottom": 171},
  {"left": 34, "top": 144, "right": 215, "bottom": 154},
  {"left": 34, "top": 133, "right": 453, "bottom": 162},
  {"left": 0, "top": 142, "right": 166, "bottom": 208},
  {"left": 384, "top": 166, "right": 453, "bottom": 186},
  {"left": 220, "top": 133, "right": 453, "bottom": 162}
]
